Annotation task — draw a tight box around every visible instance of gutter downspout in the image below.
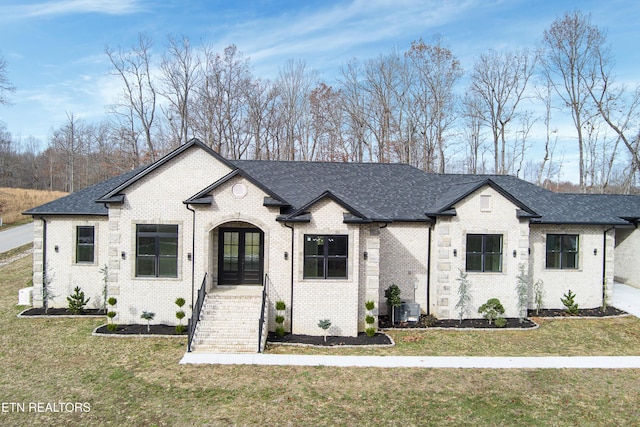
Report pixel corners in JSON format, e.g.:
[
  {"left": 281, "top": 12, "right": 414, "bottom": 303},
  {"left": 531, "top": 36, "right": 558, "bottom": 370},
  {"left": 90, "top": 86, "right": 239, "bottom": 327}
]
[
  {"left": 284, "top": 222, "right": 294, "bottom": 333},
  {"left": 37, "top": 216, "right": 47, "bottom": 311},
  {"left": 185, "top": 204, "right": 196, "bottom": 316},
  {"left": 426, "top": 222, "right": 432, "bottom": 316}
]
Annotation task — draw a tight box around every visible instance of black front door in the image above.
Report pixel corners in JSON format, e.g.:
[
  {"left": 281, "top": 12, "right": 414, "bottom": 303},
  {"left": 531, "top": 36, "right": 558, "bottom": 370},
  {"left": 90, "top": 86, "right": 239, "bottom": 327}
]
[{"left": 218, "top": 228, "right": 264, "bottom": 285}]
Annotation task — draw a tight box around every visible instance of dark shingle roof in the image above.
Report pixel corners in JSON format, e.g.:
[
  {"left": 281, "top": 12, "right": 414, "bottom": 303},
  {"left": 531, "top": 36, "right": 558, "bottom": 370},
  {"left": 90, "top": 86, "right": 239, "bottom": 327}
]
[
  {"left": 23, "top": 140, "right": 640, "bottom": 226},
  {"left": 23, "top": 168, "right": 142, "bottom": 216}
]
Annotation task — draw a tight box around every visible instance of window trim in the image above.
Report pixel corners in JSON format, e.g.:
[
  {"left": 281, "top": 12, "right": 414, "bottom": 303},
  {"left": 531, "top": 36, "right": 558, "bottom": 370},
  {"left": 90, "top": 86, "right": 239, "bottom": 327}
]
[
  {"left": 135, "top": 224, "right": 179, "bottom": 278},
  {"left": 546, "top": 233, "right": 579, "bottom": 270},
  {"left": 75, "top": 225, "right": 95, "bottom": 264},
  {"left": 303, "top": 234, "right": 348, "bottom": 279},
  {"left": 465, "top": 233, "right": 503, "bottom": 272}
]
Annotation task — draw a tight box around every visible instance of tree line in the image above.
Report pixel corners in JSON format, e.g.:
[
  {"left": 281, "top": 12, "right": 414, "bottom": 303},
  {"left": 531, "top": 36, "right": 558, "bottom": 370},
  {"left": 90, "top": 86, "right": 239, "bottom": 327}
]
[{"left": 1, "top": 10, "right": 639, "bottom": 194}]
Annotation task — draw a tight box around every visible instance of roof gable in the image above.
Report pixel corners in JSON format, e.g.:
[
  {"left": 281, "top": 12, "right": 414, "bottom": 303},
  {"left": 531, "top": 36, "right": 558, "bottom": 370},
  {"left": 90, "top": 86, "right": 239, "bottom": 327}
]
[{"left": 96, "top": 138, "right": 233, "bottom": 203}]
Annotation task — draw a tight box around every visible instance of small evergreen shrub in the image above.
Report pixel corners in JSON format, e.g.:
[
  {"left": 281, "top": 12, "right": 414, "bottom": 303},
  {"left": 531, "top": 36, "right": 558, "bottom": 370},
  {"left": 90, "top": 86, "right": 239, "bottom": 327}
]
[
  {"left": 106, "top": 297, "right": 117, "bottom": 332},
  {"left": 533, "top": 279, "right": 544, "bottom": 315},
  {"left": 107, "top": 323, "right": 117, "bottom": 332},
  {"left": 478, "top": 298, "right": 505, "bottom": 325},
  {"left": 455, "top": 269, "right": 471, "bottom": 324},
  {"left": 274, "top": 300, "right": 286, "bottom": 336},
  {"left": 561, "top": 290, "right": 579, "bottom": 315},
  {"left": 175, "top": 297, "right": 186, "bottom": 333},
  {"left": 495, "top": 317, "right": 508, "bottom": 328},
  {"left": 365, "top": 315, "right": 375, "bottom": 325},
  {"left": 365, "top": 327, "right": 376, "bottom": 337},
  {"left": 67, "top": 286, "right": 90, "bottom": 315},
  {"left": 365, "top": 300, "right": 375, "bottom": 311}
]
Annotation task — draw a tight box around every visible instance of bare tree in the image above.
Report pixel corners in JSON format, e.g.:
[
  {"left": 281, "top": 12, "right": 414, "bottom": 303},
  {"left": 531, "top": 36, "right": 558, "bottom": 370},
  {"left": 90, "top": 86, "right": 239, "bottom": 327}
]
[
  {"left": 160, "top": 35, "right": 201, "bottom": 146},
  {"left": 337, "top": 59, "right": 370, "bottom": 162},
  {"left": 460, "top": 94, "right": 485, "bottom": 174},
  {"left": 192, "top": 44, "right": 253, "bottom": 158},
  {"left": 106, "top": 33, "right": 158, "bottom": 162},
  {"left": 406, "top": 39, "right": 463, "bottom": 172},
  {"left": 470, "top": 49, "right": 535, "bottom": 174},
  {"left": 49, "top": 113, "right": 85, "bottom": 192},
  {"left": 276, "top": 59, "right": 316, "bottom": 160},
  {"left": 0, "top": 51, "right": 15, "bottom": 106},
  {"left": 540, "top": 10, "right": 606, "bottom": 189}
]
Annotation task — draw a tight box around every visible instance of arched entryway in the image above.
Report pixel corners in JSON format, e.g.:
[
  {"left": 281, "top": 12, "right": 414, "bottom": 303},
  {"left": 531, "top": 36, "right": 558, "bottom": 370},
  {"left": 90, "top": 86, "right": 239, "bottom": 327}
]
[{"left": 210, "top": 221, "right": 264, "bottom": 286}]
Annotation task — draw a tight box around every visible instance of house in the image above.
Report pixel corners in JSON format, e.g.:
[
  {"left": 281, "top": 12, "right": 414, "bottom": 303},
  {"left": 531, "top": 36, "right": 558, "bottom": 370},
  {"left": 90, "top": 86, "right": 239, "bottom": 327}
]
[{"left": 24, "top": 138, "right": 640, "bottom": 352}]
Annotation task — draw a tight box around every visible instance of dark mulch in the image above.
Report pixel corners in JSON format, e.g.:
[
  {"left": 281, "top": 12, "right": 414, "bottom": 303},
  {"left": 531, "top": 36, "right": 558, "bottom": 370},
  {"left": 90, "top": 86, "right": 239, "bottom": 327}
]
[
  {"left": 527, "top": 306, "right": 627, "bottom": 318},
  {"left": 94, "top": 324, "right": 188, "bottom": 335},
  {"left": 379, "top": 315, "right": 537, "bottom": 329},
  {"left": 20, "top": 307, "right": 105, "bottom": 316},
  {"left": 267, "top": 331, "right": 392, "bottom": 346}
]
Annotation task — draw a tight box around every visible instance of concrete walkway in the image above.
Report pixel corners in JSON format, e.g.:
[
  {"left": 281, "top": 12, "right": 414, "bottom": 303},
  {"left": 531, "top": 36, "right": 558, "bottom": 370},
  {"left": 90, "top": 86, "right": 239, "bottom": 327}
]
[
  {"left": 181, "top": 282, "right": 640, "bottom": 368},
  {"left": 180, "top": 353, "right": 640, "bottom": 368}
]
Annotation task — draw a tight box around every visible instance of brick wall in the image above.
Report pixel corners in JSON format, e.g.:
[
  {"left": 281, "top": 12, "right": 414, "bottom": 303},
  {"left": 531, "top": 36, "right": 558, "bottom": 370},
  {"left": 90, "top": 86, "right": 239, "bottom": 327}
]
[
  {"left": 614, "top": 228, "right": 640, "bottom": 287},
  {"left": 529, "top": 224, "right": 613, "bottom": 310},
  {"left": 32, "top": 216, "right": 109, "bottom": 310},
  {"left": 431, "top": 186, "right": 530, "bottom": 319}
]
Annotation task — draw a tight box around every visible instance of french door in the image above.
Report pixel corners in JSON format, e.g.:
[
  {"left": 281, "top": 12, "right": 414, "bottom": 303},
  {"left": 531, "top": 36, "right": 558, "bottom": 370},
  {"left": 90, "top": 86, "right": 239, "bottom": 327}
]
[{"left": 218, "top": 228, "right": 264, "bottom": 285}]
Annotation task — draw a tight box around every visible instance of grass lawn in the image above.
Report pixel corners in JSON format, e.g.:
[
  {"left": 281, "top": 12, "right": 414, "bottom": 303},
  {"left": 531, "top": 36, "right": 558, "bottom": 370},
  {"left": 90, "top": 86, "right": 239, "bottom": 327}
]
[{"left": 1, "top": 255, "right": 639, "bottom": 426}]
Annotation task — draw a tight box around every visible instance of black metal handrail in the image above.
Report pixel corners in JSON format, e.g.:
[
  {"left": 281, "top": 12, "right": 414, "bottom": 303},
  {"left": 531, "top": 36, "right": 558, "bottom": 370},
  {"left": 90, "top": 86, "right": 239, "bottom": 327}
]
[
  {"left": 257, "top": 273, "right": 270, "bottom": 353},
  {"left": 188, "top": 273, "right": 207, "bottom": 352}
]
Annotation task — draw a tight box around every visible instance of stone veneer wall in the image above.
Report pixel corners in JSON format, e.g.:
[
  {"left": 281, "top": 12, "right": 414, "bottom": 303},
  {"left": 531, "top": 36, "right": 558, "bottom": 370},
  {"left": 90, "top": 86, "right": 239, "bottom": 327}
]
[{"left": 431, "top": 186, "right": 530, "bottom": 319}]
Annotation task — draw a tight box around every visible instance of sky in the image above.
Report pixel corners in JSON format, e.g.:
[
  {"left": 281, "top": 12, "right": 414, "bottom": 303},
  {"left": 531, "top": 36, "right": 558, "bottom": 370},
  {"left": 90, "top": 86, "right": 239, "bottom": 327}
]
[{"left": 0, "top": 0, "right": 639, "bottom": 180}]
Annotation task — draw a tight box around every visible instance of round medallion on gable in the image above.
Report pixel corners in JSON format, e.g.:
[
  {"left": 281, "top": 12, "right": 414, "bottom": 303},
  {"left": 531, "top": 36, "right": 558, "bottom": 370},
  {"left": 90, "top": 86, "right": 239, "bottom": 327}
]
[{"left": 232, "top": 183, "right": 247, "bottom": 198}]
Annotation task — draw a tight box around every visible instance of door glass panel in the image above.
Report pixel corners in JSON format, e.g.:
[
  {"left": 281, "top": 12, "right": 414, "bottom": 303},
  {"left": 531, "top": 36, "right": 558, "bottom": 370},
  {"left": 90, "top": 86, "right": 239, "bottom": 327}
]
[
  {"left": 244, "top": 232, "right": 260, "bottom": 272},
  {"left": 223, "top": 232, "right": 239, "bottom": 272}
]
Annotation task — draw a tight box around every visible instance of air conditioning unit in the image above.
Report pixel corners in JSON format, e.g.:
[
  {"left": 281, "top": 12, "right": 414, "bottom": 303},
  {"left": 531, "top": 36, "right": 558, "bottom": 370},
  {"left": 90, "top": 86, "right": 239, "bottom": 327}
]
[{"left": 402, "top": 302, "right": 420, "bottom": 322}]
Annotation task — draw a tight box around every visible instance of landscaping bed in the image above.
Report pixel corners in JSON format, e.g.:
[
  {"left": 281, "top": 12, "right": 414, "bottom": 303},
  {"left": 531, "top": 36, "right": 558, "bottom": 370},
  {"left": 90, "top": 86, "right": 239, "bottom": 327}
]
[
  {"left": 267, "top": 331, "right": 392, "bottom": 346},
  {"left": 528, "top": 306, "right": 627, "bottom": 318},
  {"left": 94, "top": 323, "right": 187, "bottom": 335},
  {"left": 19, "top": 307, "right": 105, "bottom": 316},
  {"left": 379, "top": 315, "right": 537, "bottom": 329}
]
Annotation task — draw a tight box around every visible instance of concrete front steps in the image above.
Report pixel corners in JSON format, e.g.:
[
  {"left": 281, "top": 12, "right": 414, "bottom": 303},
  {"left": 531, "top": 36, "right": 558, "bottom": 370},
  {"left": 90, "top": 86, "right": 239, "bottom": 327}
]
[{"left": 190, "top": 289, "right": 264, "bottom": 353}]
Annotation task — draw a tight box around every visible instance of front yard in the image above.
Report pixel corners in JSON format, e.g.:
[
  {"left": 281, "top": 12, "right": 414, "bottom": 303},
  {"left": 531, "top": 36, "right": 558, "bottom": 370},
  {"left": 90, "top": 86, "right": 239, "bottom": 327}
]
[{"left": 1, "top": 254, "right": 639, "bottom": 426}]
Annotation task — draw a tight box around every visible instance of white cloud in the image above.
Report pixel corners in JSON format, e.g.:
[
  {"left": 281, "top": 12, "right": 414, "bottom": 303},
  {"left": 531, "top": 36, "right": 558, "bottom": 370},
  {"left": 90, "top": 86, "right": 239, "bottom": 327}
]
[{"left": 3, "top": 0, "right": 144, "bottom": 19}]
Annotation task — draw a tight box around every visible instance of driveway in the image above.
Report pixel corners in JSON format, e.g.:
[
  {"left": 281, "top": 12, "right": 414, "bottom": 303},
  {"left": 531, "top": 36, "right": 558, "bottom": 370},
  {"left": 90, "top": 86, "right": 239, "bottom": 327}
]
[
  {"left": 612, "top": 282, "right": 640, "bottom": 318},
  {"left": 0, "top": 223, "right": 33, "bottom": 254}
]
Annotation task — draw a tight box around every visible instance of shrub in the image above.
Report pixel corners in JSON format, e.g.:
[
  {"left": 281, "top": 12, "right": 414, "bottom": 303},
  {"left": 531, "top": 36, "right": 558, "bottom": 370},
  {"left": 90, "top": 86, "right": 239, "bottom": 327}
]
[
  {"left": 107, "top": 311, "right": 116, "bottom": 319},
  {"left": 422, "top": 314, "right": 438, "bottom": 327},
  {"left": 107, "top": 323, "right": 117, "bottom": 332},
  {"left": 561, "top": 290, "right": 579, "bottom": 315},
  {"left": 365, "top": 315, "right": 375, "bottom": 325},
  {"left": 495, "top": 317, "right": 508, "bottom": 328},
  {"left": 478, "top": 298, "right": 505, "bottom": 325},
  {"left": 275, "top": 315, "right": 285, "bottom": 324},
  {"left": 275, "top": 325, "right": 285, "bottom": 337},
  {"left": 175, "top": 297, "right": 186, "bottom": 333},
  {"left": 365, "top": 327, "right": 376, "bottom": 337},
  {"left": 533, "top": 279, "right": 544, "bottom": 315},
  {"left": 67, "top": 286, "right": 90, "bottom": 315},
  {"left": 274, "top": 300, "right": 286, "bottom": 335},
  {"left": 384, "top": 284, "right": 401, "bottom": 324},
  {"left": 275, "top": 300, "right": 286, "bottom": 311},
  {"left": 107, "top": 297, "right": 117, "bottom": 306},
  {"left": 365, "top": 300, "right": 375, "bottom": 311},
  {"left": 515, "top": 264, "right": 529, "bottom": 322}
]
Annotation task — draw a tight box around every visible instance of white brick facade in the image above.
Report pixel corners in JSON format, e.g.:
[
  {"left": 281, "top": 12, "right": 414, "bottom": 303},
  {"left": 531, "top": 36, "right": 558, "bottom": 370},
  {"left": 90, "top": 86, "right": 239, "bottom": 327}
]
[{"left": 29, "top": 144, "right": 627, "bottom": 337}]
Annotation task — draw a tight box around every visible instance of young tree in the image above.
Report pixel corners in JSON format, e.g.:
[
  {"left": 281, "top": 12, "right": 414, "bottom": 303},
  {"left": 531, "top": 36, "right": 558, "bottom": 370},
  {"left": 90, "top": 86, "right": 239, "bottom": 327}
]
[{"left": 540, "top": 10, "right": 606, "bottom": 189}]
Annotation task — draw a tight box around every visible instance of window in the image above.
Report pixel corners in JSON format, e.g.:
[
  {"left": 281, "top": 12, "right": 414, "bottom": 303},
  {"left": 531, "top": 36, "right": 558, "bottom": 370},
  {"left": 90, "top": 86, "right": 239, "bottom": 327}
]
[
  {"left": 136, "top": 224, "right": 178, "bottom": 277},
  {"left": 546, "top": 234, "right": 578, "bottom": 269},
  {"left": 304, "top": 235, "right": 348, "bottom": 279},
  {"left": 466, "top": 234, "right": 503, "bottom": 272},
  {"left": 76, "top": 226, "right": 94, "bottom": 263}
]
